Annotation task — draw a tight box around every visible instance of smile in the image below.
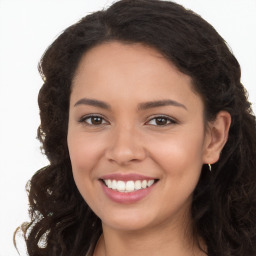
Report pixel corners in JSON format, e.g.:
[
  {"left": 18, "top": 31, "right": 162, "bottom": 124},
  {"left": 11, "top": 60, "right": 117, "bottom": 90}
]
[
  {"left": 99, "top": 174, "right": 159, "bottom": 203},
  {"left": 103, "top": 179, "right": 156, "bottom": 193}
]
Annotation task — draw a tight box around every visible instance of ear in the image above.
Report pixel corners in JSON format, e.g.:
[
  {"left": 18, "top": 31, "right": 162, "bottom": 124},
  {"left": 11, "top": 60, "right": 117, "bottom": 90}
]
[{"left": 203, "top": 111, "right": 231, "bottom": 165}]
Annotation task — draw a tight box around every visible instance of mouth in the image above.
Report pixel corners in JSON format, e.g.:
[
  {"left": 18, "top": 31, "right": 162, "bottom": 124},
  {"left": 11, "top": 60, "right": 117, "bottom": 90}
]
[
  {"left": 100, "top": 179, "right": 159, "bottom": 193},
  {"left": 99, "top": 174, "right": 159, "bottom": 204}
]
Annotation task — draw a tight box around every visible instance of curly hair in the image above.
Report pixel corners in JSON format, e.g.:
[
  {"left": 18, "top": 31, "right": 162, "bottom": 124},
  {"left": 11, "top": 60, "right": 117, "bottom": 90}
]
[{"left": 17, "top": 0, "right": 256, "bottom": 255}]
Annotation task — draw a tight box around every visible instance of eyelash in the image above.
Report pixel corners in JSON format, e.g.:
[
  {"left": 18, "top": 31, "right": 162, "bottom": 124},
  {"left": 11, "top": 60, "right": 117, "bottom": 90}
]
[
  {"left": 78, "top": 114, "right": 108, "bottom": 126},
  {"left": 78, "top": 114, "right": 177, "bottom": 127},
  {"left": 146, "top": 115, "right": 177, "bottom": 126}
]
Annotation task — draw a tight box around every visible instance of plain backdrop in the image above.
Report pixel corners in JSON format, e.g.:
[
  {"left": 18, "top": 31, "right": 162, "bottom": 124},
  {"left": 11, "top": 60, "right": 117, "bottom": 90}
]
[{"left": 0, "top": 0, "right": 255, "bottom": 255}]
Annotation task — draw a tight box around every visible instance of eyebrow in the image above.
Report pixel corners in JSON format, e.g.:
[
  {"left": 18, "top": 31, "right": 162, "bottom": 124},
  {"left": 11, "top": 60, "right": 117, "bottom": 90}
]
[
  {"left": 74, "top": 98, "right": 111, "bottom": 109},
  {"left": 74, "top": 98, "right": 187, "bottom": 111},
  {"left": 138, "top": 99, "right": 187, "bottom": 111}
]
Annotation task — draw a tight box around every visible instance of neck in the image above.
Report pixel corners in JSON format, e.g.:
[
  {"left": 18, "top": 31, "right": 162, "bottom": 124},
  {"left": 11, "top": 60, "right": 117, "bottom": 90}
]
[{"left": 94, "top": 215, "right": 206, "bottom": 256}]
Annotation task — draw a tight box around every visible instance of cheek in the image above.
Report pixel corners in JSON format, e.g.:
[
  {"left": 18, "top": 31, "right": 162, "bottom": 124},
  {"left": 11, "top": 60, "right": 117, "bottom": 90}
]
[
  {"left": 67, "top": 131, "right": 104, "bottom": 205},
  {"left": 67, "top": 131, "right": 104, "bottom": 173},
  {"left": 149, "top": 131, "right": 205, "bottom": 213},
  {"left": 148, "top": 129, "right": 205, "bottom": 177}
]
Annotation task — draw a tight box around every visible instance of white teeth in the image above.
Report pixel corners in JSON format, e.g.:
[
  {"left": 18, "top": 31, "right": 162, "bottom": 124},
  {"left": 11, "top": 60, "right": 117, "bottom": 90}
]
[
  {"left": 126, "top": 181, "right": 135, "bottom": 192},
  {"left": 107, "top": 179, "right": 112, "bottom": 189},
  {"left": 141, "top": 180, "right": 147, "bottom": 189},
  {"left": 103, "top": 179, "right": 156, "bottom": 192},
  {"left": 117, "top": 181, "right": 125, "bottom": 191},
  {"left": 147, "top": 180, "right": 154, "bottom": 187},
  {"left": 112, "top": 180, "right": 117, "bottom": 190},
  {"left": 134, "top": 180, "right": 142, "bottom": 190}
]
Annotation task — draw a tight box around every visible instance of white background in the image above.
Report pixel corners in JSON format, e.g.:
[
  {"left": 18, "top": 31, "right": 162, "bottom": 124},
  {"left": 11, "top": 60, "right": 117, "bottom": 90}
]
[{"left": 0, "top": 0, "right": 255, "bottom": 255}]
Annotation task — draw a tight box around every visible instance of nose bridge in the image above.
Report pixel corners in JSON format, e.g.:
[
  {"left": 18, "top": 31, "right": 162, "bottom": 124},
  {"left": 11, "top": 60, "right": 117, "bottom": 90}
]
[{"left": 106, "top": 122, "right": 146, "bottom": 164}]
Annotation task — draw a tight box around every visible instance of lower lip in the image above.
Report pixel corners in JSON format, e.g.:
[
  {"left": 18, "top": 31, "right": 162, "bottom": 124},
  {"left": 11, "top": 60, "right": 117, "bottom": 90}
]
[{"left": 101, "top": 182, "right": 156, "bottom": 204}]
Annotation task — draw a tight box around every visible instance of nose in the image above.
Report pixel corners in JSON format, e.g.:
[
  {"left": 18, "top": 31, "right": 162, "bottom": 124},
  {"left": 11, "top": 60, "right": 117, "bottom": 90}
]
[{"left": 105, "top": 125, "right": 147, "bottom": 165}]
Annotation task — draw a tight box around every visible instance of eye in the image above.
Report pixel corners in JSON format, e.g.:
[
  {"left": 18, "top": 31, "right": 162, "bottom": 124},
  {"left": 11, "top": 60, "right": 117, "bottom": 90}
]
[
  {"left": 79, "top": 115, "right": 108, "bottom": 126},
  {"left": 146, "top": 116, "right": 176, "bottom": 126}
]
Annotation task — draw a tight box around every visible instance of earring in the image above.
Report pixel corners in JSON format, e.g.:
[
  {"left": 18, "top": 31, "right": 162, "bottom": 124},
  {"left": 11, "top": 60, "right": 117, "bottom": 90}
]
[{"left": 208, "top": 164, "right": 212, "bottom": 172}]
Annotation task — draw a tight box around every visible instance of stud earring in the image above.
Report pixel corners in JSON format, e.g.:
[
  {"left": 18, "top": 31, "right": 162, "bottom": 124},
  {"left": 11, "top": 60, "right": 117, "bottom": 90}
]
[{"left": 208, "top": 164, "right": 212, "bottom": 172}]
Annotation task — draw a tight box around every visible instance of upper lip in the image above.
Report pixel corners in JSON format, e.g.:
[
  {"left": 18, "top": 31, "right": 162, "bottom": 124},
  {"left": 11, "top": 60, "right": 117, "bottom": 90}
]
[{"left": 100, "top": 173, "right": 158, "bottom": 181}]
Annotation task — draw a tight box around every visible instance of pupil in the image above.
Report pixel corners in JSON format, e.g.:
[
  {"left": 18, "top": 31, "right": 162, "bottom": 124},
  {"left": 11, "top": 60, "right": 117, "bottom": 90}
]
[
  {"left": 156, "top": 118, "right": 167, "bottom": 125},
  {"left": 92, "top": 117, "right": 102, "bottom": 125}
]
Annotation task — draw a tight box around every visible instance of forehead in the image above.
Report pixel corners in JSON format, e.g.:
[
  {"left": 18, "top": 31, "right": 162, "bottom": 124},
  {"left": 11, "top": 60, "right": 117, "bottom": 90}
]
[
  {"left": 73, "top": 41, "right": 188, "bottom": 83},
  {"left": 71, "top": 41, "right": 203, "bottom": 112}
]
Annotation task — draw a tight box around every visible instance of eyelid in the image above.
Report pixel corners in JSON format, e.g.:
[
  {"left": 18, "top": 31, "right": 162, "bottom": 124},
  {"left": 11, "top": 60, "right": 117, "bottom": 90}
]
[
  {"left": 145, "top": 114, "right": 178, "bottom": 126},
  {"left": 78, "top": 113, "right": 109, "bottom": 125},
  {"left": 77, "top": 113, "right": 177, "bottom": 126}
]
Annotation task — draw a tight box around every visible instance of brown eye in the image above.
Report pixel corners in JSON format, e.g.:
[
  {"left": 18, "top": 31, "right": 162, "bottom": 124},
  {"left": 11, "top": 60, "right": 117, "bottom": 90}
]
[
  {"left": 155, "top": 117, "right": 168, "bottom": 125},
  {"left": 80, "top": 115, "right": 107, "bottom": 126},
  {"left": 90, "top": 116, "right": 103, "bottom": 125},
  {"left": 147, "top": 116, "right": 176, "bottom": 126}
]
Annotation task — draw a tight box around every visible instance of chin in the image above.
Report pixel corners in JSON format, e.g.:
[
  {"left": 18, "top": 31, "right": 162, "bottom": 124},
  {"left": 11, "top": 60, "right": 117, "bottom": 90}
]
[{"left": 100, "top": 210, "right": 156, "bottom": 232}]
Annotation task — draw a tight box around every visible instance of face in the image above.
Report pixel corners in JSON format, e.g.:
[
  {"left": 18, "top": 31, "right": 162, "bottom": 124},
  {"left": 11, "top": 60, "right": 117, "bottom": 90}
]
[{"left": 67, "top": 42, "right": 211, "bottom": 233}]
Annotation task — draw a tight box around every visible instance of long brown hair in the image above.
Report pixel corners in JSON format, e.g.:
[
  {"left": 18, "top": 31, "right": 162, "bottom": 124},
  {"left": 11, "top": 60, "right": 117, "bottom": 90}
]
[{"left": 16, "top": 1, "right": 256, "bottom": 255}]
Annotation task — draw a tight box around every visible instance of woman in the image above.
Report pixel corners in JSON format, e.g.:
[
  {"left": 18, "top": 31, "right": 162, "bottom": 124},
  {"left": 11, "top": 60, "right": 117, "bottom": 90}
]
[{"left": 18, "top": 0, "right": 256, "bottom": 255}]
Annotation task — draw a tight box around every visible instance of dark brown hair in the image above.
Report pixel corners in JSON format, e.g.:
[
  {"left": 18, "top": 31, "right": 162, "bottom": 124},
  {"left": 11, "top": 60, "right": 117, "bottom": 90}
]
[{"left": 17, "top": 1, "right": 256, "bottom": 255}]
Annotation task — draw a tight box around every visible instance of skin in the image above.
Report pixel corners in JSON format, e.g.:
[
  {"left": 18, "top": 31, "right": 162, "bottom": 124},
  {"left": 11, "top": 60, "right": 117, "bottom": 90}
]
[{"left": 67, "top": 42, "right": 231, "bottom": 256}]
